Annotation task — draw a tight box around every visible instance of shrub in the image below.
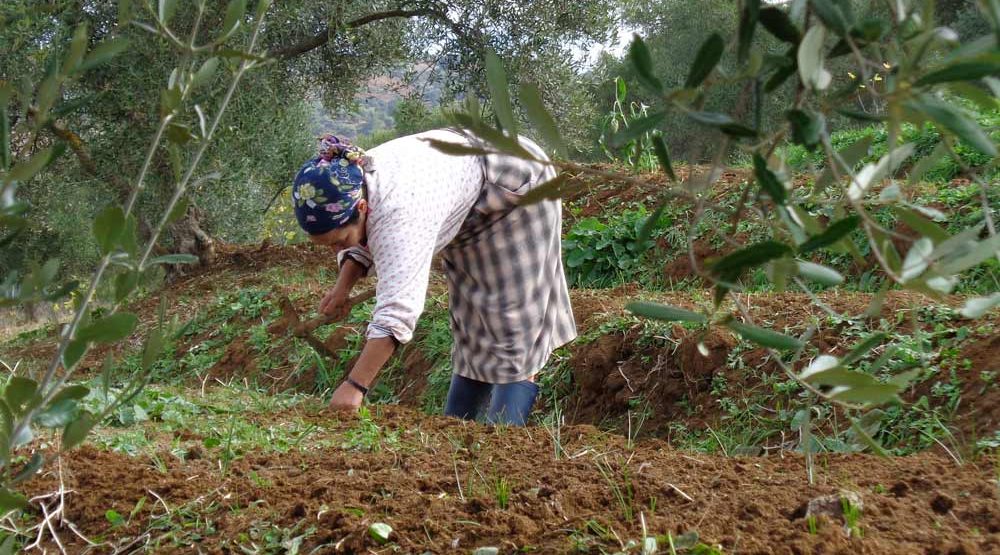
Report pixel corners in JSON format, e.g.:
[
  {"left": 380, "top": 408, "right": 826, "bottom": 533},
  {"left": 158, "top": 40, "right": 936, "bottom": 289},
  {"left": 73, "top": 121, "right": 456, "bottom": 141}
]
[{"left": 563, "top": 206, "right": 670, "bottom": 287}]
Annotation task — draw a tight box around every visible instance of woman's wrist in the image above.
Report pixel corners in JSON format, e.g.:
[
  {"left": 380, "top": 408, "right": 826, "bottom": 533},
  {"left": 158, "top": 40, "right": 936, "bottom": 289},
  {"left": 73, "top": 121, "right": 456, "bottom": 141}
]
[
  {"left": 330, "top": 284, "right": 351, "bottom": 302},
  {"left": 344, "top": 376, "right": 369, "bottom": 396},
  {"left": 347, "top": 336, "right": 397, "bottom": 389}
]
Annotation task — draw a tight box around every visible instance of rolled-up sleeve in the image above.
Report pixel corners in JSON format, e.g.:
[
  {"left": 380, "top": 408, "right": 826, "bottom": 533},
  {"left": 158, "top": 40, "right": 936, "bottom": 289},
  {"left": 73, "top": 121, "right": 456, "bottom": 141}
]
[{"left": 337, "top": 246, "right": 375, "bottom": 276}]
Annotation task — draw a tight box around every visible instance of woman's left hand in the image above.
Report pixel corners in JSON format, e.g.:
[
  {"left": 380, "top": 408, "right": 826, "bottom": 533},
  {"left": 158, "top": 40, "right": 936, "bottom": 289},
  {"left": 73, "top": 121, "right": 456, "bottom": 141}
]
[{"left": 328, "top": 381, "right": 364, "bottom": 412}]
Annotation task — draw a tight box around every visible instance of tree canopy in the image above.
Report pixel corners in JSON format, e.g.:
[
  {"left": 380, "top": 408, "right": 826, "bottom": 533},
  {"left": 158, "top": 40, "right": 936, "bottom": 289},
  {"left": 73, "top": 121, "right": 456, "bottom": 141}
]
[{"left": 0, "top": 0, "right": 615, "bottom": 273}]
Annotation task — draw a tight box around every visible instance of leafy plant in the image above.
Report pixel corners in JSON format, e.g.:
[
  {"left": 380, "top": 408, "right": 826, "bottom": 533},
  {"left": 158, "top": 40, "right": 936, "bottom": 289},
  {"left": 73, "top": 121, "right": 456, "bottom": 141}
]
[
  {"left": 564, "top": 206, "right": 671, "bottom": 287},
  {"left": 598, "top": 77, "right": 660, "bottom": 172}
]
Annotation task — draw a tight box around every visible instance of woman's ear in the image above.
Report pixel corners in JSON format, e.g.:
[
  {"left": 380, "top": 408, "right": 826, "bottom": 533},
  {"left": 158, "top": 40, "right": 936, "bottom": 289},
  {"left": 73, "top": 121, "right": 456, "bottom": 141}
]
[{"left": 357, "top": 199, "right": 369, "bottom": 214}]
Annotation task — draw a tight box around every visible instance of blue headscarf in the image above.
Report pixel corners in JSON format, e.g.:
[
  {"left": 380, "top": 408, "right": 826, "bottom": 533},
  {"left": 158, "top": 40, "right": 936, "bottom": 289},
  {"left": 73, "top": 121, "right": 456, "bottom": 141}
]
[{"left": 291, "top": 134, "right": 367, "bottom": 235}]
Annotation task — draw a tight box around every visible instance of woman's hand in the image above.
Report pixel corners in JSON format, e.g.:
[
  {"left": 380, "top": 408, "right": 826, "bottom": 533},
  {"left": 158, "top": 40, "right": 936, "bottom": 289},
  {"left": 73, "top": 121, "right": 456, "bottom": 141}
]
[
  {"left": 328, "top": 381, "right": 364, "bottom": 411},
  {"left": 319, "top": 257, "right": 366, "bottom": 320},
  {"left": 328, "top": 337, "right": 397, "bottom": 412},
  {"left": 319, "top": 287, "right": 351, "bottom": 320}
]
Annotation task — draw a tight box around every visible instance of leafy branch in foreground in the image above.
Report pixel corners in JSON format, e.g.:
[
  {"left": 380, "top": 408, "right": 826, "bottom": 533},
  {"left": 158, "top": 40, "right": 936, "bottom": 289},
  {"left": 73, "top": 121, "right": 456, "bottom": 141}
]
[
  {"left": 0, "top": 0, "right": 273, "bottom": 537},
  {"left": 431, "top": 0, "right": 999, "bottom": 482}
]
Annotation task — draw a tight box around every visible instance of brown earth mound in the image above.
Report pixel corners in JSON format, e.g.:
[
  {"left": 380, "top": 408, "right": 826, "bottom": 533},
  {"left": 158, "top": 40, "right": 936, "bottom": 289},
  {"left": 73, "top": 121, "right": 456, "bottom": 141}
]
[
  {"left": 950, "top": 334, "right": 1000, "bottom": 439},
  {"left": 661, "top": 238, "right": 719, "bottom": 285},
  {"left": 24, "top": 406, "right": 1000, "bottom": 554},
  {"left": 561, "top": 290, "right": 999, "bottom": 444},
  {"left": 569, "top": 326, "right": 735, "bottom": 434},
  {"left": 562, "top": 165, "right": 751, "bottom": 220}
]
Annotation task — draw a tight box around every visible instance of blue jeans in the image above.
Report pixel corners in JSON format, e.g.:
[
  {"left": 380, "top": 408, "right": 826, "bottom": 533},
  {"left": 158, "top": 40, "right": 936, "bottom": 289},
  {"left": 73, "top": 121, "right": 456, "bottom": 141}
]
[{"left": 443, "top": 374, "right": 539, "bottom": 426}]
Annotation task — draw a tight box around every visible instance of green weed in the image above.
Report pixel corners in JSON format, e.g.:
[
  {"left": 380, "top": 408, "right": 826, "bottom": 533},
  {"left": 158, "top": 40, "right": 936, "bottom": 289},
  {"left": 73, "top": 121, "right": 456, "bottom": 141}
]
[
  {"left": 494, "top": 475, "right": 511, "bottom": 510},
  {"left": 143, "top": 495, "right": 222, "bottom": 550},
  {"left": 341, "top": 406, "right": 400, "bottom": 452},
  {"left": 563, "top": 206, "right": 671, "bottom": 288},
  {"left": 842, "top": 497, "right": 863, "bottom": 538},
  {"left": 231, "top": 521, "right": 316, "bottom": 554},
  {"left": 595, "top": 456, "right": 635, "bottom": 523}
]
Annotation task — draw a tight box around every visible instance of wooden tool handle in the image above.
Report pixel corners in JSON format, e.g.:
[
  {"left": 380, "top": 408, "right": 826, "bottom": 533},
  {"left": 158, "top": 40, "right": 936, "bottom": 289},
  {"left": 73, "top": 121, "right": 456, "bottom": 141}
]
[{"left": 294, "top": 288, "right": 376, "bottom": 336}]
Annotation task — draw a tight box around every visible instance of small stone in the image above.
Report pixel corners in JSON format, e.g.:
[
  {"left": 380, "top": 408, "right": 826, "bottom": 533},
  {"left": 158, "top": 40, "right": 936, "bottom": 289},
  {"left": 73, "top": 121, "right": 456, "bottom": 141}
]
[
  {"left": 803, "top": 490, "right": 863, "bottom": 521},
  {"left": 473, "top": 548, "right": 499, "bottom": 555},
  {"left": 930, "top": 493, "right": 956, "bottom": 515}
]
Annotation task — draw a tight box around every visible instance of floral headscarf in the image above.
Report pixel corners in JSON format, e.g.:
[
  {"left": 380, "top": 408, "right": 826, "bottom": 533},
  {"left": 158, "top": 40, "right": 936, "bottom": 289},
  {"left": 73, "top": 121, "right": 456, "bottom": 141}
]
[{"left": 291, "top": 134, "right": 367, "bottom": 235}]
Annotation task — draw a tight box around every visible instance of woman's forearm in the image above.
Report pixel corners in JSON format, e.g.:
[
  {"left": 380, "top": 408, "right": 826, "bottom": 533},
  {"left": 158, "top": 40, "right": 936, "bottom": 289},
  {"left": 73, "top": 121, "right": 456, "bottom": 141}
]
[
  {"left": 334, "top": 256, "right": 366, "bottom": 295},
  {"left": 348, "top": 336, "right": 397, "bottom": 388}
]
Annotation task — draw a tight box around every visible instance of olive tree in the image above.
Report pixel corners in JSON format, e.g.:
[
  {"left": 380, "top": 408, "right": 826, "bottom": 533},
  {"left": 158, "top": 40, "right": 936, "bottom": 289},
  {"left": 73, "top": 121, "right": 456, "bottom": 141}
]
[{"left": 0, "top": 1, "right": 275, "bottom": 544}]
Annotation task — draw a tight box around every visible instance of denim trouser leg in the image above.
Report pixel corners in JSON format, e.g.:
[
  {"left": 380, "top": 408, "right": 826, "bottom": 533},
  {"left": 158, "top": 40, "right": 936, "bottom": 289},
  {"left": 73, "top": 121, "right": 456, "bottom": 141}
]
[
  {"left": 485, "top": 380, "right": 539, "bottom": 426},
  {"left": 443, "top": 374, "right": 493, "bottom": 421}
]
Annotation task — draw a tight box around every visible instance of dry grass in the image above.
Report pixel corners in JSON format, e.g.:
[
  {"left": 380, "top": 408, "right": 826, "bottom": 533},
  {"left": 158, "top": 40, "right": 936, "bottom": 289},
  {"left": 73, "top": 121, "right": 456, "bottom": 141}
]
[{"left": 0, "top": 305, "right": 70, "bottom": 343}]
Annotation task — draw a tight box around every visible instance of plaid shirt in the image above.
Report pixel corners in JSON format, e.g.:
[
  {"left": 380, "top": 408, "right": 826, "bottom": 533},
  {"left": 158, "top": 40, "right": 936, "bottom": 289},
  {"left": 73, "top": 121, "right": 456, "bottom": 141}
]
[{"left": 338, "top": 130, "right": 577, "bottom": 383}]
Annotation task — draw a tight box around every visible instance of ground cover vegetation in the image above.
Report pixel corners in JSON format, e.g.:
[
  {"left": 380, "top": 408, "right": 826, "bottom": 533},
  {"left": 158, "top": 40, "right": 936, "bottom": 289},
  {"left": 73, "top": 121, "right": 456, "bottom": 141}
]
[{"left": 1, "top": 0, "right": 999, "bottom": 552}]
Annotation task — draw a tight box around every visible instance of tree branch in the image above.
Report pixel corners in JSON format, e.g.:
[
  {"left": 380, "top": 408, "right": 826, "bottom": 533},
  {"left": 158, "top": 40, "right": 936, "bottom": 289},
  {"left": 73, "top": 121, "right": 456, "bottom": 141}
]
[
  {"left": 271, "top": 8, "right": 440, "bottom": 60},
  {"left": 46, "top": 122, "right": 131, "bottom": 202},
  {"left": 33, "top": 109, "right": 161, "bottom": 248}
]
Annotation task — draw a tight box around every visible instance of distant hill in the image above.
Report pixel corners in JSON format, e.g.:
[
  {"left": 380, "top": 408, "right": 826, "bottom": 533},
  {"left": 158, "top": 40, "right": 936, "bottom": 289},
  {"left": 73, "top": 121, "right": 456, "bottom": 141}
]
[{"left": 312, "top": 63, "right": 443, "bottom": 140}]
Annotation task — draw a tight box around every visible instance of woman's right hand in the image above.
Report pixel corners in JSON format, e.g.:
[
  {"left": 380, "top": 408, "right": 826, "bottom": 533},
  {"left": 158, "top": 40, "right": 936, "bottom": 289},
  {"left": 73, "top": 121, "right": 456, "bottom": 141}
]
[{"left": 319, "top": 287, "right": 351, "bottom": 321}]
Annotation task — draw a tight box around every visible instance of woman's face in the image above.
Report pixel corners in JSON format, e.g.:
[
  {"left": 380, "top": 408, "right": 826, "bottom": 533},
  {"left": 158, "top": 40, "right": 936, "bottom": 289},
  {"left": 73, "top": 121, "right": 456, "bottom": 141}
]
[{"left": 308, "top": 200, "right": 368, "bottom": 251}]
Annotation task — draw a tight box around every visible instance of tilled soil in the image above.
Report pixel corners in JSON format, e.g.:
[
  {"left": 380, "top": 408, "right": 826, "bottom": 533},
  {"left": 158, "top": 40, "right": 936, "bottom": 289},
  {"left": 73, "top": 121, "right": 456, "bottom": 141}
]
[
  {"left": 24, "top": 406, "right": 1000, "bottom": 554},
  {"left": 8, "top": 242, "right": 1000, "bottom": 553}
]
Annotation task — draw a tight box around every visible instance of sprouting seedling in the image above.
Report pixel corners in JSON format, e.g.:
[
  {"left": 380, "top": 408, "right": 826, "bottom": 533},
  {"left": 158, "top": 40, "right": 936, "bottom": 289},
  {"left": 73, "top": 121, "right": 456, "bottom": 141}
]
[
  {"left": 494, "top": 475, "right": 511, "bottom": 510},
  {"left": 806, "top": 515, "right": 819, "bottom": 535},
  {"left": 220, "top": 415, "right": 239, "bottom": 476},
  {"left": 626, "top": 404, "right": 649, "bottom": 450},
  {"left": 841, "top": 498, "right": 863, "bottom": 538},
  {"left": 595, "top": 456, "right": 635, "bottom": 523},
  {"left": 369, "top": 522, "right": 392, "bottom": 545},
  {"left": 640, "top": 512, "right": 657, "bottom": 555},
  {"left": 541, "top": 399, "right": 565, "bottom": 459},
  {"left": 105, "top": 509, "right": 125, "bottom": 528}
]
